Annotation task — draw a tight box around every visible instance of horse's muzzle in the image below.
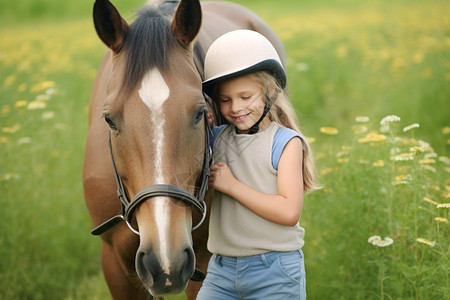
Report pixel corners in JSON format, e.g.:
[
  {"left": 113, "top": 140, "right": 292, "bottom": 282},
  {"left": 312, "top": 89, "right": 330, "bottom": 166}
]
[{"left": 136, "top": 245, "right": 195, "bottom": 296}]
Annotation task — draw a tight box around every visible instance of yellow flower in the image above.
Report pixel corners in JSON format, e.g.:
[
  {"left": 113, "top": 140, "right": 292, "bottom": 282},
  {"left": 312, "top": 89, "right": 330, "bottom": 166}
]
[
  {"left": 30, "top": 81, "right": 55, "bottom": 93},
  {"left": 320, "top": 127, "right": 339, "bottom": 135},
  {"left": 442, "top": 126, "right": 450, "bottom": 135},
  {"left": 306, "top": 137, "right": 316, "bottom": 143},
  {"left": 372, "top": 160, "right": 385, "bottom": 167},
  {"left": 2, "top": 124, "right": 20, "bottom": 133},
  {"left": 18, "top": 83, "right": 27, "bottom": 92},
  {"left": 15, "top": 100, "right": 28, "bottom": 108},
  {"left": 434, "top": 217, "right": 448, "bottom": 223},
  {"left": 423, "top": 197, "right": 439, "bottom": 205},
  {"left": 337, "top": 158, "right": 349, "bottom": 163},
  {"left": 0, "top": 136, "right": 9, "bottom": 143},
  {"left": 358, "top": 131, "right": 387, "bottom": 143},
  {"left": 320, "top": 168, "right": 333, "bottom": 175},
  {"left": 416, "top": 238, "right": 435, "bottom": 247},
  {"left": 4, "top": 74, "right": 17, "bottom": 86},
  {"left": 419, "top": 158, "right": 436, "bottom": 164}
]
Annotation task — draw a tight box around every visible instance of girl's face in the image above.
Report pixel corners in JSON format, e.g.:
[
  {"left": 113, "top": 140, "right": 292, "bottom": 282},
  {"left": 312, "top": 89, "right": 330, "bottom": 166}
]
[{"left": 216, "top": 74, "right": 270, "bottom": 134}]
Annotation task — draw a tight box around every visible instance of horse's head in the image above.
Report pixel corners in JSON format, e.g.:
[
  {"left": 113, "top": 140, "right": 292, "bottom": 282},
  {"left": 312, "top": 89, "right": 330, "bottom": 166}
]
[{"left": 93, "top": 0, "right": 207, "bottom": 296}]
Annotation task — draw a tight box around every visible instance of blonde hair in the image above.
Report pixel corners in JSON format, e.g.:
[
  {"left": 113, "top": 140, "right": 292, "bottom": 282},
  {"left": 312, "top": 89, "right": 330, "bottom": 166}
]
[{"left": 211, "top": 71, "right": 319, "bottom": 192}]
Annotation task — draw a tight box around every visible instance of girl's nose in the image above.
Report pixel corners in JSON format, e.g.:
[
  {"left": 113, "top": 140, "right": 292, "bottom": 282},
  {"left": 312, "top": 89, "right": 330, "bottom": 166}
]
[{"left": 230, "top": 99, "right": 242, "bottom": 113}]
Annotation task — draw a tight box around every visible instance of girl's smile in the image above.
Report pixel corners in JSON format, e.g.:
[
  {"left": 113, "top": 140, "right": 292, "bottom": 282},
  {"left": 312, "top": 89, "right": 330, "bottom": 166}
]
[{"left": 216, "top": 74, "right": 270, "bottom": 134}]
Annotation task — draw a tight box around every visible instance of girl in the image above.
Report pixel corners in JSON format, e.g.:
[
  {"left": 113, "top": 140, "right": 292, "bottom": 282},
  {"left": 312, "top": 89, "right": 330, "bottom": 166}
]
[{"left": 197, "top": 30, "right": 317, "bottom": 299}]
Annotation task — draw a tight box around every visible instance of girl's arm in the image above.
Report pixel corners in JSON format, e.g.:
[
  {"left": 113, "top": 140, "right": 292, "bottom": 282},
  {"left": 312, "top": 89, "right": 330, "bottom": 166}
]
[{"left": 209, "top": 137, "right": 304, "bottom": 226}]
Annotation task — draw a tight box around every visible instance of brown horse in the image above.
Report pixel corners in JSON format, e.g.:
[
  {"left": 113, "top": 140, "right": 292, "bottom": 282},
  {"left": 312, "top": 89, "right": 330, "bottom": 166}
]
[{"left": 83, "top": 0, "right": 285, "bottom": 299}]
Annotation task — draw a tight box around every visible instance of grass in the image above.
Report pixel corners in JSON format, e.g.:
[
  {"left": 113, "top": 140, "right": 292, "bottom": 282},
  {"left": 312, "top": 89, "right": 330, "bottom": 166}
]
[{"left": 0, "top": 0, "right": 448, "bottom": 299}]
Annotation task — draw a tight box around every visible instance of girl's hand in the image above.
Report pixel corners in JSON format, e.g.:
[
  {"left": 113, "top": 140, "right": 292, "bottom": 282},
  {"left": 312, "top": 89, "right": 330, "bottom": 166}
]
[{"left": 209, "top": 162, "right": 236, "bottom": 194}]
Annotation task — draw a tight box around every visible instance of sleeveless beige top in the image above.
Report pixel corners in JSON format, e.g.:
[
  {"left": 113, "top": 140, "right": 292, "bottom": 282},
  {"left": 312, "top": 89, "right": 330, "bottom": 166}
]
[{"left": 208, "top": 122, "right": 305, "bottom": 257}]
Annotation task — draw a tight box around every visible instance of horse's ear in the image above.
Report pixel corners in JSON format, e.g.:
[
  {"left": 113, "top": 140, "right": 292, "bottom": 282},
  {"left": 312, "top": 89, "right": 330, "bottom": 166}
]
[
  {"left": 93, "top": 0, "right": 130, "bottom": 53},
  {"left": 172, "top": 0, "right": 202, "bottom": 46}
]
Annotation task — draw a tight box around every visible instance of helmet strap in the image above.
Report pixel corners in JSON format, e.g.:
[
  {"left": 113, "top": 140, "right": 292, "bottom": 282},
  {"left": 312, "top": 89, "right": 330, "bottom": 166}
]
[{"left": 247, "top": 90, "right": 278, "bottom": 134}]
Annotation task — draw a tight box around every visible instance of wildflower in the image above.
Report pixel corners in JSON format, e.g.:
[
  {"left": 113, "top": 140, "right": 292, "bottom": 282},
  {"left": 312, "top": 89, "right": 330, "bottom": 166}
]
[
  {"left": 442, "top": 126, "right": 450, "bottom": 135},
  {"left": 434, "top": 217, "right": 448, "bottom": 223},
  {"left": 295, "top": 62, "right": 309, "bottom": 72},
  {"left": 439, "top": 156, "right": 450, "bottom": 165},
  {"left": 27, "top": 100, "right": 47, "bottom": 110},
  {"left": 437, "top": 203, "right": 450, "bottom": 208},
  {"left": 416, "top": 238, "right": 436, "bottom": 247},
  {"left": 419, "top": 158, "right": 436, "bottom": 164},
  {"left": 1, "top": 105, "right": 11, "bottom": 115},
  {"left": 42, "top": 111, "right": 55, "bottom": 120},
  {"left": 0, "top": 173, "right": 20, "bottom": 181},
  {"left": 410, "top": 146, "right": 424, "bottom": 153},
  {"left": 35, "top": 94, "right": 50, "bottom": 101},
  {"left": 306, "top": 137, "right": 316, "bottom": 143},
  {"left": 358, "top": 131, "right": 387, "bottom": 143},
  {"left": 373, "top": 160, "right": 385, "bottom": 167},
  {"left": 320, "top": 168, "right": 333, "bottom": 175},
  {"left": 355, "top": 116, "right": 370, "bottom": 123},
  {"left": 391, "top": 152, "right": 415, "bottom": 161},
  {"left": 418, "top": 140, "right": 433, "bottom": 152},
  {"left": 352, "top": 125, "right": 368, "bottom": 134},
  {"left": 393, "top": 180, "right": 409, "bottom": 185},
  {"left": 336, "top": 150, "right": 349, "bottom": 158},
  {"left": 30, "top": 80, "right": 55, "bottom": 93},
  {"left": 424, "top": 152, "right": 438, "bottom": 159},
  {"left": 380, "top": 115, "right": 401, "bottom": 126},
  {"left": 15, "top": 100, "right": 28, "bottom": 108},
  {"left": 17, "top": 137, "right": 32, "bottom": 145},
  {"left": 337, "top": 158, "right": 349, "bottom": 163},
  {"left": 423, "top": 197, "right": 439, "bottom": 205},
  {"left": 403, "top": 123, "right": 420, "bottom": 132},
  {"left": 2, "top": 124, "right": 20, "bottom": 133},
  {"left": 368, "top": 235, "right": 394, "bottom": 247},
  {"left": 320, "top": 127, "right": 339, "bottom": 135},
  {"left": 18, "top": 83, "right": 27, "bottom": 92},
  {"left": 0, "top": 136, "right": 9, "bottom": 143},
  {"left": 422, "top": 165, "right": 436, "bottom": 172}
]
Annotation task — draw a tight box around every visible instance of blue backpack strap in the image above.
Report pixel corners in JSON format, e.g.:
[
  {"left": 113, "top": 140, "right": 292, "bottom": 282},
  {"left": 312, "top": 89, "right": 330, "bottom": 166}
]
[{"left": 272, "top": 128, "right": 304, "bottom": 170}]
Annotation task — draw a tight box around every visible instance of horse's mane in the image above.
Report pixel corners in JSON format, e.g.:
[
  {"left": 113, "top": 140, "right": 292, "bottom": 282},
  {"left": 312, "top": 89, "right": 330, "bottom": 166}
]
[{"left": 121, "top": 2, "right": 180, "bottom": 93}]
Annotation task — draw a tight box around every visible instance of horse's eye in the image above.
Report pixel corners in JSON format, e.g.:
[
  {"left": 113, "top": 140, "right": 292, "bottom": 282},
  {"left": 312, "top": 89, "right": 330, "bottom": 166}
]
[
  {"left": 194, "top": 109, "right": 205, "bottom": 124},
  {"left": 104, "top": 115, "right": 117, "bottom": 130}
]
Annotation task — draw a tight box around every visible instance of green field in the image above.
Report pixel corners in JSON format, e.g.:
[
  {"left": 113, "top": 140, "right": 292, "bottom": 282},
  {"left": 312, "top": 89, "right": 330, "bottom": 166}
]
[{"left": 1, "top": 0, "right": 448, "bottom": 299}]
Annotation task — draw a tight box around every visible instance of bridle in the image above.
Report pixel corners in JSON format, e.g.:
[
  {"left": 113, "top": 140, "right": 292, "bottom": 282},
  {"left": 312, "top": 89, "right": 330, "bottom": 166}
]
[{"left": 91, "top": 110, "right": 212, "bottom": 236}]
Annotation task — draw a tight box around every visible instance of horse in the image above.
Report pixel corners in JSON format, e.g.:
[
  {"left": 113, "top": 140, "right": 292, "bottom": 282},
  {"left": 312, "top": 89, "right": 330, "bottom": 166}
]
[{"left": 83, "top": 0, "right": 286, "bottom": 299}]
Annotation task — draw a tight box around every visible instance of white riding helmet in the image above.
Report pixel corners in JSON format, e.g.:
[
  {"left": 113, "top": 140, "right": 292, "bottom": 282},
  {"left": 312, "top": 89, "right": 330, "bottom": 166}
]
[{"left": 202, "top": 29, "right": 286, "bottom": 98}]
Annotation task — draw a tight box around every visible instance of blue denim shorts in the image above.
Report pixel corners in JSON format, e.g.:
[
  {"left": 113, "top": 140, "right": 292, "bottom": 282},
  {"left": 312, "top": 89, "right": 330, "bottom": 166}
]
[{"left": 196, "top": 250, "right": 306, "bottom": 299}]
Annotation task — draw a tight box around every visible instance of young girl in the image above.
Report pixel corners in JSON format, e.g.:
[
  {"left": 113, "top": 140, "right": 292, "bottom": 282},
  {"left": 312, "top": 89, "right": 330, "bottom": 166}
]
[{"left": 197, "top": 30, "right": 317, "bottom": 299}]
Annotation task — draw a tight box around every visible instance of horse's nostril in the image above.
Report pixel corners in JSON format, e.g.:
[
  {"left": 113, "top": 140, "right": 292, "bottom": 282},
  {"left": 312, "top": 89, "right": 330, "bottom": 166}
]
[
  {"left": 181, "top": 247, "right": 195, "bottom": 282},
  {"left": 136, "top": 248, "right": 161, "bottom": 281}
]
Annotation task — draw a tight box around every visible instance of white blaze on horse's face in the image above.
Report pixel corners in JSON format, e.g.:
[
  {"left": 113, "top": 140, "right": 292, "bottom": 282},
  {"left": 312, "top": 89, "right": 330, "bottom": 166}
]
[{"left": 138, "top": 67, "right": 172, "bottom": 274}]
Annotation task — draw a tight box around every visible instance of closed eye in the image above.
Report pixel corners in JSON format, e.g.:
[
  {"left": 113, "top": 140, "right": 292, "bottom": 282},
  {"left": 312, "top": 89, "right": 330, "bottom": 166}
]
[{"left": 104, "top": 115, "right": 117, "bottom": 130}]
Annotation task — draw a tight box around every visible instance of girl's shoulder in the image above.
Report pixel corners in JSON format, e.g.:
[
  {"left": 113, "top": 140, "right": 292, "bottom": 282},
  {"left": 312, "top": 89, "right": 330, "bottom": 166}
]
[
  {"left": 272, "top": 127, "right": 304, "bottom": 170},
  {"left": 211, "top": 124, "right": 228, "bottom": 145}
]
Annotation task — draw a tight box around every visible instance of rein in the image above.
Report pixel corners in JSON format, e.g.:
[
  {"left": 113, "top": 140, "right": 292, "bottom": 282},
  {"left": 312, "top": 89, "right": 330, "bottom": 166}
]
[{"left": 91, "top": 110, "right": 211, "bottom": 236}]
